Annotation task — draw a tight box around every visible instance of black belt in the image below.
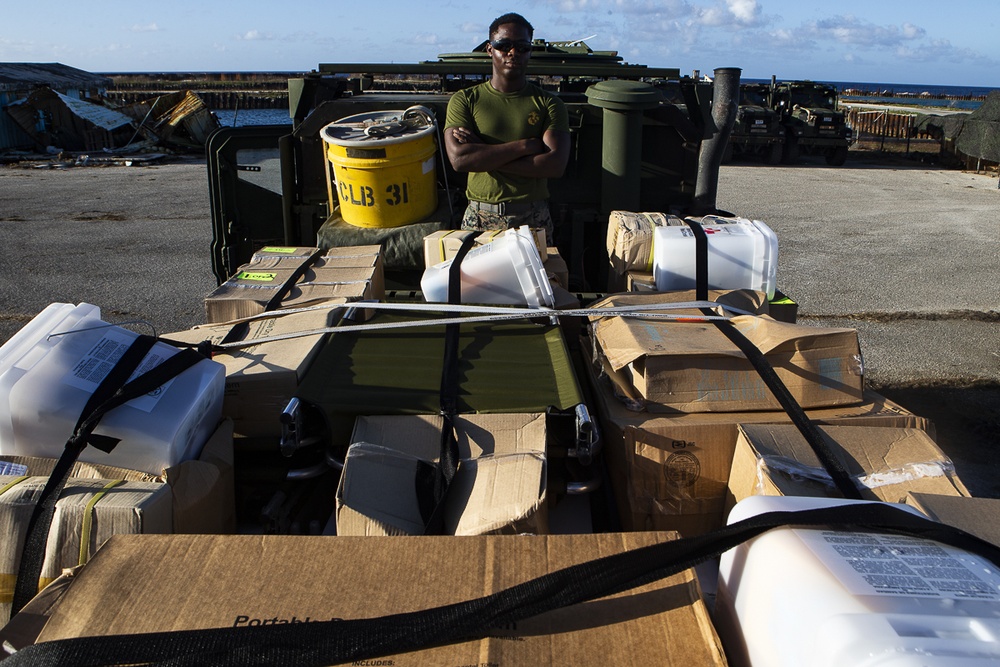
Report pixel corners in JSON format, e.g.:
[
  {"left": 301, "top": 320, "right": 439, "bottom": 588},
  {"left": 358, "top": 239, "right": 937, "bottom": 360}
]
[{"left": 468, "top": 199, "right": 545, "bottom": 215}]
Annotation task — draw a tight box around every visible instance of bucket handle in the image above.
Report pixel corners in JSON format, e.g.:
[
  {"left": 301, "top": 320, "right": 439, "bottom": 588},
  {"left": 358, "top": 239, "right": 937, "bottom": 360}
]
[{"left": 363, "top": 106, "right": 437, "bottom": 138}]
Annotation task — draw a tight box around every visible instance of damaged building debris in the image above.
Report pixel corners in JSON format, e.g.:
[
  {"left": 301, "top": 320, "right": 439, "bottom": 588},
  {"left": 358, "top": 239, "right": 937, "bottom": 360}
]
[{"left": 1, "top": 62, "right": 220, "bottom": 157}]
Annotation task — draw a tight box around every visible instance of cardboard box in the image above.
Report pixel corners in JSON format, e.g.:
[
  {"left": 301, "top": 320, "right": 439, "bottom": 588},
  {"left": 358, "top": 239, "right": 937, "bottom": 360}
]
[
  {"left": 422, "top": 229, "right": 477, "bottom": 267},
  {"left": 590, "top": 292, "right": 864, "bottom": 413},
  {"left": 337, "top": 414, "right": 547, "bottom": 536},
  {"left": 206, "top": 244, "right": 384, "bottom": 324},
  {"left": 8, "top": 532, "right": 727, "bottom": 666},
  {"left": 607, "top": 211, "right": 685, "bottom": 291},
  {"left": 422, "top": 229, "right": 548, "bottom": 268},
  {"left": 318, "top": 244, "right": 383, "bottom": 269},
  {"left": 476, "top": 227, "right": 548, "bottom": 261},
  {"left": 164, "top": 306, "right": 343, "bottom": 437},
  {"left": 205, "top": 264, "right": 382, "bottom": 324},
  {"left": 583, "top": 354, "right": 935, "bottom": 536},
  {"left": 906, "top": 493, "right": 1000, "bottom": 548},
  {"left": 0, "top": 419, "right": 235, "bottom": 536},
  {"left": 544, "top": 247, "right": 569, "bottom": 289},
  {"left": 0, "top": 476, "right": 172, "bottom": 622},
  {"left": 249, "top": 244, "right": 383, "bottom": 271},
  {"left": 627, "top": 269, "right": 658, "bottom": 292},
  {"left": 728, "top": 424, "right": 969, "bottom": 513}
]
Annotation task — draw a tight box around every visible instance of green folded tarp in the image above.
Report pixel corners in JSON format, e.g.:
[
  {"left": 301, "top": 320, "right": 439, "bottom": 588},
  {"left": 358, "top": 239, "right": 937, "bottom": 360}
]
[{"left": 296, "top": 314, "right": 583, "bottom": 417}]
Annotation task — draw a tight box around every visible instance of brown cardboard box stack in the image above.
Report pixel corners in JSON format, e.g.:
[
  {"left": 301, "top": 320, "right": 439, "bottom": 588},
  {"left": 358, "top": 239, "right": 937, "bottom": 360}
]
[
  {"left": 336, "top": 413, "right": 547, "bottom": 536},
  {"left": 584, "top": 280, "right": 963, "bottom": 536},
  {"left": 0, "top": 532, "right": 727, "bottom": 665},
  {"left": 727, "top": 423, "right": 970, "bottom": 511},
  {"left": 591, "top": 295, "right": 864, "bottom": 413},
  {"left": 0, "top": 476, "right": 171, "bottom": 623},
  {"left": 0, "top": 420, "right": 235, "bottom": 537},
  {"left": 0, "top": 419, "right": 235, "bottom": 623},
  {"left": 164, "top": 305, "right": 345, "bottom": 438},
  {"left": 204, "top": 245, "right": 384, "bottom": 323}
]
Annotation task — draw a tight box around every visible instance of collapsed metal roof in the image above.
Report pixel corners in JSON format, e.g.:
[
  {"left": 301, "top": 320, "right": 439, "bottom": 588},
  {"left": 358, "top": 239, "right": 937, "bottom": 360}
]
[{"left": 0, "top": 62, "right": 111, "bottom": 93}]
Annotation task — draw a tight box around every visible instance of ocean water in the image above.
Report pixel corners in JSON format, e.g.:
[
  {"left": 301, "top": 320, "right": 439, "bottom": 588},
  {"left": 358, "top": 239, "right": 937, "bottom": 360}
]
[{"left": 213, "top": 108, "right": 292, "bottom": 127}]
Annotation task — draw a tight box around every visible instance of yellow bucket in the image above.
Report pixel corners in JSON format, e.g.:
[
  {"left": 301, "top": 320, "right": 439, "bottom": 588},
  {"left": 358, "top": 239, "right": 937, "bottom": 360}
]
[{"left": 321, "top": 108, "right": 438, "bottom": 228}]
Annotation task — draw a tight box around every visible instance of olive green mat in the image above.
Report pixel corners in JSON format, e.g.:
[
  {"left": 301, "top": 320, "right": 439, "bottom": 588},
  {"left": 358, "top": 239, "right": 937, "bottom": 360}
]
[{"left": 295, "top": 314, "right": 582, "bottom": 416}]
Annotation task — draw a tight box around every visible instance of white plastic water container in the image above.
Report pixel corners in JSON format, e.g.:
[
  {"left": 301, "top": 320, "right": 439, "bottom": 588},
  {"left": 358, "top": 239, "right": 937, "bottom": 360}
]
[
  {"left": 716, "top": 496, "right": 1000, "bottom": 667},
  {"left": 652, "top": 216, "right": 778, "bottom": 299},
  {"left": 421, "top": 226, "right": 555, "bottom": 307},
  {"left": 0, "top": 303, "right": 225, "bottom": 475}
]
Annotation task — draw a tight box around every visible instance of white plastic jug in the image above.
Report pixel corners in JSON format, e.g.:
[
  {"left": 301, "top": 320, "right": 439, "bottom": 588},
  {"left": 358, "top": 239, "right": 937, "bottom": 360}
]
[
  {"left": 716, "top": 495, "right": 1000, "bottom": 667},
  {"left": 652, "top": 217, "right": 777, "bottom": 298},
  {"left": 421, "top": 226, "right": 555, "bottom": 307},
  {"left": 0, "top": 303, "right": 225, "bottom": 475}
]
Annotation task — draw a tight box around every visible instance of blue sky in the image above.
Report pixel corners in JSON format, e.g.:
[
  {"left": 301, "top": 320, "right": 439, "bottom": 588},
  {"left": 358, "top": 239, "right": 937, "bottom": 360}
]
[{"left": 2, "top": 1, "right": 997, "bottom": 87}]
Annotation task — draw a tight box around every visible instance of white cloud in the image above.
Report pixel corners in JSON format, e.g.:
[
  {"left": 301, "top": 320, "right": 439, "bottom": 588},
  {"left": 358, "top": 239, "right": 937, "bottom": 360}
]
[
  {"left": 129, "top": 23, "right": 161, "bottom": 33},
  {"left": 807, "top": 15, "right": 924, "bottom": 47},
  {"left": 412, "top": 33, "right": 441, "bottom": 45},
  {"left": 236, "top": 30, "right": 274, "bottom": 41},
  {"left": 901, "top": 22, "right": 924, "bottom": 40},
  {"left": 727, "top": 0, "right": 761, "bottom": 25}
]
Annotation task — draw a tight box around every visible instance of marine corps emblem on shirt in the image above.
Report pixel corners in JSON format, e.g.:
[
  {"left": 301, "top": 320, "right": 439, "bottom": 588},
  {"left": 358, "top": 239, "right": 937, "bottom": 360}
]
[{"left": 527, "top": 111, "right": 540, "bottom": 126}]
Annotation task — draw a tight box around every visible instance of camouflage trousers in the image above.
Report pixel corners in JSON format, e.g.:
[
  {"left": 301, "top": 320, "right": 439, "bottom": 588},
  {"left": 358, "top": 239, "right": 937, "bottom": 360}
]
[{"left": 461, "top": 200, "right": 553, "bottom": 245}]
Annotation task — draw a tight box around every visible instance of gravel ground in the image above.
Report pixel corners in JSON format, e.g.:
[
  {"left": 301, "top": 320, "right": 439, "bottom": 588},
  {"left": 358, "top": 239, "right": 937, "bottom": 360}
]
[{"left": 1, "top": 151, "right": 998, "bottom": 495}]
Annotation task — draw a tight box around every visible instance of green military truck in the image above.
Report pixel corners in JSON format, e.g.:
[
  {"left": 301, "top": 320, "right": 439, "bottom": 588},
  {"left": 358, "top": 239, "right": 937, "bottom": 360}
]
[
  {"left": 771, "top": 80, "right": 851, "bottom": 166},
  {"left": 725, "top": 83, "right": 784, "bottom": 164}
]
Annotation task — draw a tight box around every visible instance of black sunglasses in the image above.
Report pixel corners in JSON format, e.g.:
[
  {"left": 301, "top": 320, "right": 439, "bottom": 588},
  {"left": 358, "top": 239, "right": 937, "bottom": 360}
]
[{"left": 490, "top": 39, "right": 532, "bottom": 54}]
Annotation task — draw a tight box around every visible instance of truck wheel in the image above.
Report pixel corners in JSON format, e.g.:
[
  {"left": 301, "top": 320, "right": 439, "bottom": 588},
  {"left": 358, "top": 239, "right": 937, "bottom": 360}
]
[
  {"left": 765, "top": 142, "right": 783, "bottom": 165},
  {"left": 826, "top": 145, "right": 848, "bottom": 166}
]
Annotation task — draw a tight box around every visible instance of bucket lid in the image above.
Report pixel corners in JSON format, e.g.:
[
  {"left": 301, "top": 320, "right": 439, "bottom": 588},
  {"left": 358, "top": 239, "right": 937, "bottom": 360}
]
[
  {"left": 506, "top": 227, "right": 555, "bottom": 309},
  {"left": 321, "top": 107, "right": 436, "bottom": 148}
]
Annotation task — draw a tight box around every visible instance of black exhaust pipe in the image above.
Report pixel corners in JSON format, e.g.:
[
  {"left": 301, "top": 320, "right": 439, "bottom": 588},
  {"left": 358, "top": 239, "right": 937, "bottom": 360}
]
[{"left": 693, "top": 67, "right": 741, "bottom": 214}]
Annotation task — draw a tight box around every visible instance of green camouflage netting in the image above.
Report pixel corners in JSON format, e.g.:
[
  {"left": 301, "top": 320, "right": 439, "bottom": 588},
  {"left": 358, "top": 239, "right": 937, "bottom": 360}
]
[
  {"left": 913, "top": 112, "right": 968, "bottom": 141},
  {"left": 913, "top": 91, "right": 1000, "bottom": 162},
  {"left": 955, "top": 91, "right": 1000, "bottom": 162}
]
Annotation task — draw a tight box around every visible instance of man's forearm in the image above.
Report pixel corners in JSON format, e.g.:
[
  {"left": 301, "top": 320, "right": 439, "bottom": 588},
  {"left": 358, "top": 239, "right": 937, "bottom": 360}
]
[
  {"left": 497, "top": 152, "right": 565, "bottom": 179},
  {"left": 447, "top": 139, "right": 536, "bottom": 173}
]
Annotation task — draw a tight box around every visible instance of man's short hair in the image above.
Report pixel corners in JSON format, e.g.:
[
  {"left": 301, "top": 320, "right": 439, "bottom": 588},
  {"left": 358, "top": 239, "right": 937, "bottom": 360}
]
[{"left": 489, "top": 12, "right": 533, "bottom": 39}]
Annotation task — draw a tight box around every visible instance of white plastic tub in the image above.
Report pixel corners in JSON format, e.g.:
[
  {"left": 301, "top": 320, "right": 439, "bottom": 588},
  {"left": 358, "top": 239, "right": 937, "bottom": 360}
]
[
  {"left": 716, "top": 495, "right": 1000, "bottom": 667},
  {"left": 421, "top": 226, "right": 555, "bottom": 307},
  {"left": 0, "top": 303, "right": 225, "bottom": 475},
  {"left": 652, "top": 217, "right": 777, "bottom": 298}
]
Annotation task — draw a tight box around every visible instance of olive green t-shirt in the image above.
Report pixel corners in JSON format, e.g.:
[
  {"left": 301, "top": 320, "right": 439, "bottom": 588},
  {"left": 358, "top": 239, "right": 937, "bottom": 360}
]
[{"left": 445, "top": 81, "right": 569, "bottom": 204}]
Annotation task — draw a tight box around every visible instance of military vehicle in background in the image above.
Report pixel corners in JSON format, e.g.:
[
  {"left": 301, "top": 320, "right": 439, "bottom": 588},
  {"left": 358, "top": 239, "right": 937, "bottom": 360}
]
[
  {"left": 770, "top": 80, "right": 851, "bottom": 166},
  {"left": 724, "top": 82, "right": 784, "bottom": 164}
]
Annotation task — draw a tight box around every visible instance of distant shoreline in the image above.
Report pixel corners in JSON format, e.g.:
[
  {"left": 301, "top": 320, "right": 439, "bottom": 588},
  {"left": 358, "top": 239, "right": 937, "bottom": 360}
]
[{"left": 101, "top": 73, "right": 995, "bottom": 112}]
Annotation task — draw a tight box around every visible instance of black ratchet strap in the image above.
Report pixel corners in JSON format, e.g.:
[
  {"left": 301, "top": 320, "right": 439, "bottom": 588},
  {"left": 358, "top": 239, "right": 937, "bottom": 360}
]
[
  {"left": 10, "top": 336, "right": 208, "bottom": 617},
  {"left": 684, "top": 218, "right": 862, "bottom": 500},
  {"left": 262, "top": 248, "right": 327, "bottom": 314},
  {"left": 420, "top": 233, "right": 479, "bottom": 534},
  {"left": 6, "top": 503, "right": 1000, "bottom": 667}
]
